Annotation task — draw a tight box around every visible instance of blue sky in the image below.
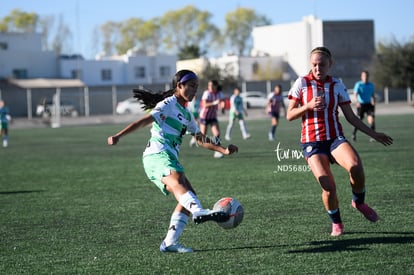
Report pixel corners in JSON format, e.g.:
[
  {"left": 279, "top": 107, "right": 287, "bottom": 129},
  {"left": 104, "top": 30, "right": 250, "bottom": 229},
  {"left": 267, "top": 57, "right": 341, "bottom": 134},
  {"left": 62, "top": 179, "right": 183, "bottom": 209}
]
[{"left": 2, "top": 0, "right": 413, "bottom": 59}]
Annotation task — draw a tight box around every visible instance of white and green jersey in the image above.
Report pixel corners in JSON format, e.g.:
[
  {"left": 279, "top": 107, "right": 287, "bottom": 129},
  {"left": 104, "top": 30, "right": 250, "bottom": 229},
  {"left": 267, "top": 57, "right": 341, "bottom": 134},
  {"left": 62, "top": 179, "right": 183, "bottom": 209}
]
[
  {"left": 144, "top": 95, "right": 199, "bottom": 159},
  {"left": 230, "top": 94, "right": 244, "bottom": 114}
]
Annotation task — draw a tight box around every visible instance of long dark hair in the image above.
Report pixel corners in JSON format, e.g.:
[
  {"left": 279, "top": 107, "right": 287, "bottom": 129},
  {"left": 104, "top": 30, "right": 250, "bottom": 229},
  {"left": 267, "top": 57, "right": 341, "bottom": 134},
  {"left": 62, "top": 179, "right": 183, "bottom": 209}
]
[{"left": 133, "top": 69, "right": 197, "bottom": 110}]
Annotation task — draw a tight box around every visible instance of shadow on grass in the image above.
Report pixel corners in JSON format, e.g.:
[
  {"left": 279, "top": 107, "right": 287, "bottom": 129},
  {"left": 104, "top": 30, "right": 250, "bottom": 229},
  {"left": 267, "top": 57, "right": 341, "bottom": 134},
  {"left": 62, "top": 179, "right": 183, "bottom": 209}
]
[
  {"left": 195, "top": 243, "right": 293, "bottom": 252},
  {"left": 288, "top": 232, "right": 414, "bottom": 253},
  {"left": 0, "top": 190, "right": 45, "bottom": 195}
]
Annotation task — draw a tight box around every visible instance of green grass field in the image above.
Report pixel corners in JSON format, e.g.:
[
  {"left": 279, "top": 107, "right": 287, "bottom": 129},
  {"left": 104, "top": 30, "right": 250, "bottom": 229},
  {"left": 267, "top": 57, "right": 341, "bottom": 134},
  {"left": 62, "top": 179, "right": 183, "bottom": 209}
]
[{"left": 1, "top": 114, "right": 413, "bottom": 274}]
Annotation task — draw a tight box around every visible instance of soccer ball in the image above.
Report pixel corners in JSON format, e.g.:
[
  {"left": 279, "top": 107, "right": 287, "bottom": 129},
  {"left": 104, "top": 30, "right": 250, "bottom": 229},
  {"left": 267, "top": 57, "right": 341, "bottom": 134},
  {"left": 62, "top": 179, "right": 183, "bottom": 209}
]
[{"left": 213, "top": 197, "right": 244, "bottom": 229}]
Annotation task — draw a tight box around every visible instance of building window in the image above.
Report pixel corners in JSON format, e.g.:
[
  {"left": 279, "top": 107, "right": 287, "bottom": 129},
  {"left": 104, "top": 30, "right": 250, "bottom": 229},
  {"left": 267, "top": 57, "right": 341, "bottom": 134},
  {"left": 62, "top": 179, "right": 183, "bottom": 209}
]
[
  {"left": 101, "top": 69, "right": 112, "bottom": 81},
  {"left": 0, "top": 42, "right": 8, "bottom": 50},
  {"left": 71, "top": 69, "right": 82, "bottom": 79},
  {"left": 160, "top": 66, "right": 171, "bottom": 78},
  {"left": 12, "top": 69, "right": 28, "bottom": 79},
  {"left": 134, "top": 67, "right": 146, "bottom": 78}
]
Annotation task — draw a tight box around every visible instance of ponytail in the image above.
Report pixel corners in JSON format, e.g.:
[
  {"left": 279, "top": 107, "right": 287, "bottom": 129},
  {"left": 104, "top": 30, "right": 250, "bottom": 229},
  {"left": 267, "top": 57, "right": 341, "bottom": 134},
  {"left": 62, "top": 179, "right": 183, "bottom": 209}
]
[
  {"left": 133, "top": 88, "right": 174, "bottom": 110},
  {"left": 132, "top": 69, "right": 198, "bottom": 110}
]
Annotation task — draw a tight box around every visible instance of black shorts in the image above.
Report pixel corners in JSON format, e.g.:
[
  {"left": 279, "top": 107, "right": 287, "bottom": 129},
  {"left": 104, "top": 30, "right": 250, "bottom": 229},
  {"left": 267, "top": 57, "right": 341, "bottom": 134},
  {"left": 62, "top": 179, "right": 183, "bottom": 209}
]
[
  {"left": 199, "top": 118, "right": 218, "bottom": 126},
  {"left": 268, "top": 111, "right": 280, "bottom": 119},
  {"left": 357, "top": 103, "right": 375, "bottom": 117}
]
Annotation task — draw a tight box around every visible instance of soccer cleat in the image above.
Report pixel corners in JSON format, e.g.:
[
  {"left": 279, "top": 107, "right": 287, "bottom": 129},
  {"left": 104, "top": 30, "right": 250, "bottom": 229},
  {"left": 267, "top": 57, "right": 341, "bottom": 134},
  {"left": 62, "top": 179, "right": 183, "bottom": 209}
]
[
  {"left": 214, "top": 151, "right": 224, "bottom": 158},
  {"left": 352, "top": 200, "right": 379, "bottom": 222},
  {"left": 243, "top": 133, "right": 251, "bottom": 140},
  {"left": 351, "top": 134, "right": 356, "bottom": 142},
  {"left": 3, "top": 140, "right": 8, "bottom": 147},
  {"left": 268, "top": 132, "right": 274, "bottom": 141},
  {"left": 225, "top": 135, "right": 231, "bottom": 141},
  {"left": 331, "top": 223, "right": 344, "bottom": 236},
  {"left": 189, "top": 138, "right": 197, "bottom": 147},
  {"left": 160, "top": 241, "right": 193, "bottom": 253},
  {"left": 193, "top": 209, "right": 230, "bottom": 224}
]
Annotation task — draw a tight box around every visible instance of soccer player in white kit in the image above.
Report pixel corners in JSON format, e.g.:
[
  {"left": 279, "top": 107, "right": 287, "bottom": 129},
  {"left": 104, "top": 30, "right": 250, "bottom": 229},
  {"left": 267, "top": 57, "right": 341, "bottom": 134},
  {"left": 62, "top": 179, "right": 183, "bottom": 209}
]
[{"left": 108, "top": 70, "right": 238, "bottom": 252}]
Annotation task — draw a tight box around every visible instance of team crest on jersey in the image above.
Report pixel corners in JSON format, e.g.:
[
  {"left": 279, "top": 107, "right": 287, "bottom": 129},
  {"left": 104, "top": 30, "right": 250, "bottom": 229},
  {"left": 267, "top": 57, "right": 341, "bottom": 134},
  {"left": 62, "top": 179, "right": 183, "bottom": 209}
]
[
  {"left": 306, "top": 145, "right": 313, "bottom": 153},
  {"left": 159, "top": 113, "right": 166, "bottom": 121}
]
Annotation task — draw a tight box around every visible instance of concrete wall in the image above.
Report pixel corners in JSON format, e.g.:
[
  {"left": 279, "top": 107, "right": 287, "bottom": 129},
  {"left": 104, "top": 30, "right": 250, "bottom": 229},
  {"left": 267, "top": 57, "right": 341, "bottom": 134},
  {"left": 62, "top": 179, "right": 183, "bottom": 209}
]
[
  {"left": 0, "top": 33, "right": 58, "bottom": 79},
  {"left": 323, "top": 20, "right": 375, "bottom": 87}
]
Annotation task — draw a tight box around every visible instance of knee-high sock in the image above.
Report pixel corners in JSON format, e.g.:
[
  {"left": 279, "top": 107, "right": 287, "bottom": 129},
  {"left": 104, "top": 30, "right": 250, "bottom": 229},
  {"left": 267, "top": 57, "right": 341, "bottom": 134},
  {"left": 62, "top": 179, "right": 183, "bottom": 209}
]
[
  {"left": 239, "top": 120, "right": 248, "bottom": 137},
  {"left": 226, "top": 120, "right": 234, "bottom": 137},
  {"left": 164, "top": 212, "right": 189, "bottom": 246},
  {"left": 179, "top": 191, "right": 204, "bottom": 214}
]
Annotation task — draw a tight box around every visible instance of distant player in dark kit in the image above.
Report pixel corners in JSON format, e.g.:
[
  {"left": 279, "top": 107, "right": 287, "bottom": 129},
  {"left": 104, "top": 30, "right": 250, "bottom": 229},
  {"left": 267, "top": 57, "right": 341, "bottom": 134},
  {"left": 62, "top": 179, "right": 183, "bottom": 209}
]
[
  {"left": 266, "top": 84, "right": 286, "bottom": 141},
  {"left": 352, "top": 70, "right": 376, "bottom": 142}
]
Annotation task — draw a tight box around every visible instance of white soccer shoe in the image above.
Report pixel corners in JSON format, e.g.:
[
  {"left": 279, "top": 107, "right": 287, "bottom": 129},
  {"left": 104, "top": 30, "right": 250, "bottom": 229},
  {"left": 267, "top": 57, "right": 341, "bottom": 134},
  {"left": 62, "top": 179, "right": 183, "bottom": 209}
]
[
  {"left": 159, "top": 241, "right": 193, "bottom": 253},
  {"left": 214, "top": 151, "right": 224, "bottom": 158}
]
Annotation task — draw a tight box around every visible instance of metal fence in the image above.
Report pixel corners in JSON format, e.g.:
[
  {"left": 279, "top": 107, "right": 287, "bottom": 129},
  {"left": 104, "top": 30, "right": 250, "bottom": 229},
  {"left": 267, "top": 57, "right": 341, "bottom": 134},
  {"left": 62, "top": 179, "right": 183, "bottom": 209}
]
[{"left": 0, "top": 81, "right": 412, "bottom": 119}]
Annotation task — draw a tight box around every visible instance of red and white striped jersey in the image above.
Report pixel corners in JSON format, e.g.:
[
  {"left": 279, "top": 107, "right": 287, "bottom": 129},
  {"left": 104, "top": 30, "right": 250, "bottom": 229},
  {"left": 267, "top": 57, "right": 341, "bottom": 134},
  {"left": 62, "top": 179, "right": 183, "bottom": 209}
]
[{"left": 288, "top": 73, "right": 351, "bottom": 143}]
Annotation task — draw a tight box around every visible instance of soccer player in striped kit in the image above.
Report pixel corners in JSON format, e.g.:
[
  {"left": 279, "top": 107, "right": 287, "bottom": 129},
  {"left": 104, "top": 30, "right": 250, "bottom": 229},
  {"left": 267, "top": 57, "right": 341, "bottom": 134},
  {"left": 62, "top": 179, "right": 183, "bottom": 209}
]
[
  {"left": 287, "top": 47, "right": 393, "bottom": 236},
  {"left": 108, "top": 70, "right": 238, "bottom": 252},
  {"left": 199, "top": 80, "right": 226, "bottom": 158}
]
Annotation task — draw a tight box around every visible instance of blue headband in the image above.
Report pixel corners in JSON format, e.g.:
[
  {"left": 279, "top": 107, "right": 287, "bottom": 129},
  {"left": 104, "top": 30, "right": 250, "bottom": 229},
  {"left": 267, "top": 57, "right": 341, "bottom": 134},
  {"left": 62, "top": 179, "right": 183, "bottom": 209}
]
[{"left": 179, "top": 72, "right": 198, "bottom": 83}]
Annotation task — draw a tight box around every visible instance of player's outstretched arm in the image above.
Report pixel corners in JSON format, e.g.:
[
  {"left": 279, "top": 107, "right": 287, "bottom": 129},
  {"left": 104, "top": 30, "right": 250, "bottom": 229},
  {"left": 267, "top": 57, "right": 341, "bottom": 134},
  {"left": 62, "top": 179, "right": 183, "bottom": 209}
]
[
  {"left": 194, "top": 133, "right": 238, "bottom": 155},
  {"left": 341, "top": 104, "right": 393, "bottom": 146},
  {"left": 107, "top": 114, "right": 154, "bottom": 146}
]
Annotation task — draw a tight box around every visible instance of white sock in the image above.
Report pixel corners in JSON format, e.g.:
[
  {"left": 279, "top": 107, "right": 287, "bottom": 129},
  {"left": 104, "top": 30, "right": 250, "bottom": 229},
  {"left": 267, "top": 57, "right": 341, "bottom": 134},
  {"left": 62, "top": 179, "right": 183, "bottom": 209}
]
[
  {"left": 239, "top": 120, "right": 248, "bottom": 136},
  {"left": 179, "top": 191, "right": 204, "bottom": 214},
  {"left": 226, "top": 120, "right": 234, "bottom": 137},
  {"left": 164, "top": 212, "right": 189, "bottom": 246}
]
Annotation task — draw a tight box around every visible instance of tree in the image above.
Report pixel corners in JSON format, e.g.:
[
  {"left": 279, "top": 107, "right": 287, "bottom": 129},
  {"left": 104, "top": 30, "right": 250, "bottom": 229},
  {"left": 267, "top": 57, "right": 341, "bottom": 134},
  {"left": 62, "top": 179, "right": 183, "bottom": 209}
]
[
  {"left": 178, "top": 44, "right": 206, "bottom": 60},
  {"left": 160, "top": 5, "right": 220, "bottom": 55},
  {"left": 115, "top": 18, "right": 144, "bottom": 54},
  {"left": 200, "top": 62, "right": 237, "bottom": 92},
  {"left": 115, "top": 18, "right": 162, "bottom": 55},
  {"left": 370, "top": 38, "right": 414, "bottom": 88},
  {"left": 52, "top": 15, "right": 73, "bottom": 56},
  {"left": 223, "top": 8, "right": 271, "bottom": 56},
  {"left": 100, "top": 21, "right": 120, "bottom": 56},
  {"left": 0, "top": 9, "right": 38, "bottom": 33},
  {"left": 39, "top": 16, "right": 54, "bottom": 50},
  {"left": 136, "top": 19, "right": 162, "bottom": 55}
]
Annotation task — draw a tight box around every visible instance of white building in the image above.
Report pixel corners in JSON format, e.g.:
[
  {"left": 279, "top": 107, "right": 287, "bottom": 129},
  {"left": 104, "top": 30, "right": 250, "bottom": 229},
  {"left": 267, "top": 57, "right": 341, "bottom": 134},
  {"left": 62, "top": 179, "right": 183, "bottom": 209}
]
[
  {"left": 0, "top": 32, "right": 177, "bottom": 87},
  {"left": 251, "top": 15, "right": 374, "bottom": 85},
  {"left": 251, "top": 15, "right": 323, "bottom": 77},
  {"left": 60, "top": 53, "right": 177, "bottom": 86},
  {"left": 0, "top": 33, "right": 58, "bottom": 79}
]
